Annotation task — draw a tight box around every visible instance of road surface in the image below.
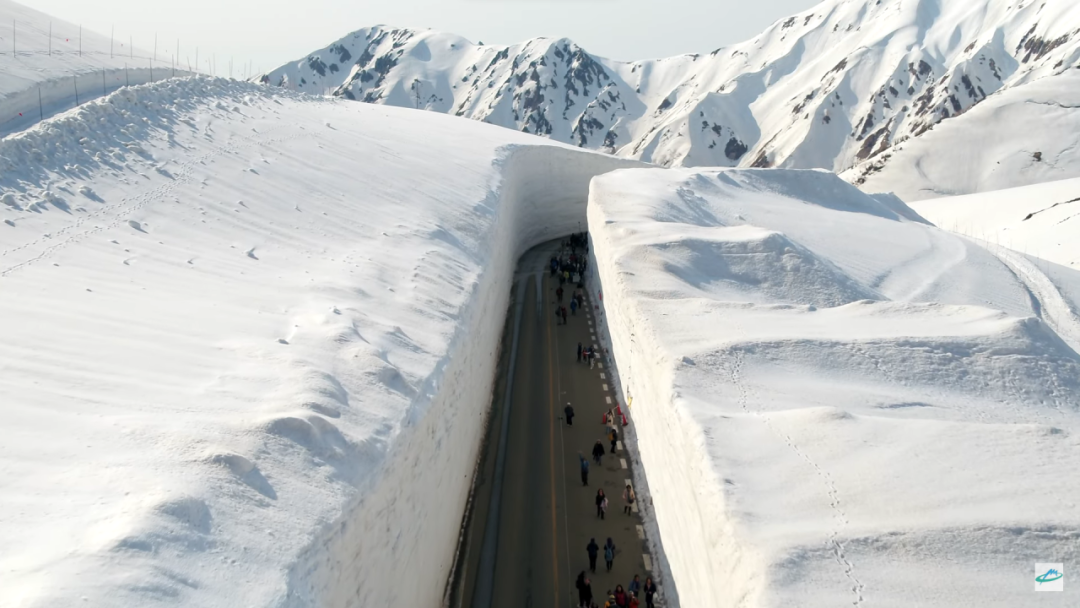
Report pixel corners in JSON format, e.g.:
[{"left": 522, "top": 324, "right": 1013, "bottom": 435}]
[{"left": 450, "top": 240, "right": 654, "bottom": 608}]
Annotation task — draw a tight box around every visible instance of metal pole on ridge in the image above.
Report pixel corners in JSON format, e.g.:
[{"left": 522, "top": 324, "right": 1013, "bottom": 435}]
[
  {"left": 74, "top": 74, "right": 79, "bottom": 106},
  {"left": 111, "top": 26, "right": 114, "bottom": 58},
  {"left": 38, "top": 87, "right": 43, "bottom": 121}
]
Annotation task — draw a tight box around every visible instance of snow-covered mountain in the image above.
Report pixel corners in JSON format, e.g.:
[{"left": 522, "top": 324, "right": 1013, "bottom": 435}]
[{"left": 260, "top": 0, "right": 1080, "bottom": 197}]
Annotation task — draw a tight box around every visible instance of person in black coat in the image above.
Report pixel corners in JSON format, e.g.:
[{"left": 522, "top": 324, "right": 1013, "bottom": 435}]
[
  {"left": 592, "top": 440, "right": 605, "bottom": 465},
  {"left": 586, "top": 538, "right": 600, "bottom": 572},
  {"left": 577, "top": 342, "right": 583, "bottom": 362},
  {"left": 565, "top": 404, "right": 575, "bottom": 426},
  {"left": 643, "top": 577, "right": 657, "bottom": 608}
]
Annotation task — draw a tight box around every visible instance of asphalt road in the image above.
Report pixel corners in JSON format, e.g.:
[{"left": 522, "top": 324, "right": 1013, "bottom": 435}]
[{"left": 450, "top": 241, "right": 653, "bottom": 608}]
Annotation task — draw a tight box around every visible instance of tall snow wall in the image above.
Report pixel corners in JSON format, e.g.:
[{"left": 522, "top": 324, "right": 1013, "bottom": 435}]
[{"left": 282, "top": 146, "right": 641, "bottom": 606}]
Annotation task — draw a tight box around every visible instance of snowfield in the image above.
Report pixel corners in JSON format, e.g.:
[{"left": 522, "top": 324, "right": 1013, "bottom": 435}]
[
  {"left": 910, "top": 176, "right": 1080, "bottom": 269},
  {"left": 0, "top": 76, "right": 637, "bottom": 606},
  {"left": 0, "top": 0, "right": 189, "bottom": 137},
  {"left": 587, "top": 168, "right": 1080, "bottom": 606}
]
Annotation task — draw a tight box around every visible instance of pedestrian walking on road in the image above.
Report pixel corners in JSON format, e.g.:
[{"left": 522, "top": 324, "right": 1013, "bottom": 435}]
[
  {"left": 613, "top": 584, "right": 628, "bottom": 607},
  {"left": 604, "top": 592, "right": 617, "bottom": 608},
  {"left": 577, "top": 342, "right": 583, "bottom": 362},
  {"left": 604, "top": 538, "right": 616, "bottom": 571},
  {"left": 589, "top": 348, "right": 596, "bottom": 369},
  {"left": 592, "top": 440, "right": 605, "bottom": 465},
  {"left": 571, "top": 298, "right": 578, "bottom": 315},
  {"left": 580, "top": 576, "right": 594, "bottom": 607},
  {"left": 557, "top": 286, "right": 564, "bottom": 302},
  {"left": 587, "top": 538, "right": 600, "bottom": 572},
  {"left": 609, "top": 426, "right": 618, "bottom": 453},
  {"left": 629, "top": 575, "right": 641, "bottom": 597},
  {"left": 565, "top": 404, "right": 575, "bottom": 426},
  {"left": 628, "top": 592, "right": 640, "bottom": 608},
  {"left": 595, "top": 489, "right": 607, "bottom": 519},
  {"left": 643, "top": 577, "right": 657, "bottom": 608},
  {"left": 623, "top": 484, "right": 636, "bottom": 515},
  {"left": 579, "top": 453, "right": 589, "bottom": 485},
  {"left": 562, "top": 306, "right": 568, "bottom": 324}
]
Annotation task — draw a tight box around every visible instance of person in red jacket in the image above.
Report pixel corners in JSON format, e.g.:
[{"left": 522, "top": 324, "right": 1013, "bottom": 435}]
[{"left": 613, "top": 584, "right": 628, "bottom": 607}]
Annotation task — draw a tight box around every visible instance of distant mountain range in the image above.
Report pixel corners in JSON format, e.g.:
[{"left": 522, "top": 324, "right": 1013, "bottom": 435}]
[{"left": 259, "top": 0, "right": 1080, "bottom": 200}]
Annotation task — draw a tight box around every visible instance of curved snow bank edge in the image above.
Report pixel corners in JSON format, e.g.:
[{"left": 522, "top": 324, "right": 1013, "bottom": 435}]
[{"left": 281, "top": 146, "right": 643, "bottom": 606}]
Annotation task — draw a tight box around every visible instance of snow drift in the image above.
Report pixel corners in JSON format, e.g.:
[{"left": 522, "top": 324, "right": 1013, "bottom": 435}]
[
  {"left": 0, "top": 76, "right": 637, "bottom": 606},
  {"left": 587, "top": 167, "right": 1080, "bottom": 606}
]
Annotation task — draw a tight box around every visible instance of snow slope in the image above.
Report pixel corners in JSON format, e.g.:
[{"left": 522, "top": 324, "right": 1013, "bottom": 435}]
[
  {"left": 846, "top": 70, "right": 1080, "bottom": 201},
  {"left": 261, "top": 0, "right": 1080, "bottom": 194},
  {"left": 588, "top": 167, "right": 1080, "bottom": 606},
  {"left": 0, "top": 76, "right": 637, "bottom": 606},
  {"left": 0, "top": 0, "right": 189, "bottom": 137},
  {"left": 910, "top": 176, "right": 1080, "bottom": 268}
]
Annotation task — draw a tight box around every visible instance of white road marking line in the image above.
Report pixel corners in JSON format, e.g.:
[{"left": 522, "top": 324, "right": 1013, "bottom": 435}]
[
  {"left": 636, "top": 525, "right": 644, "bottom": 539},
  {"left": 602, "top": 384, "right": 609, "bottom": 391},
  {"left": 599, "top": 373, "right": 606, "bottom": 379},
  {"left": 620, "top": 458, "right": 627, "bottom": 469},
  {"left": 598, "top": 363, "right": 604, "bottom": 369},
  {"left": 643, "top": 554, "right": 653, "bottom": 571},
  {"left": 616, "top": 441, "right": 623, "bottom": 451},
  {"left": 625, "top": 478, "right": 632, "bottom": 485},
  {"left": 605, "top": 396, "right": 612, "bottom": 404},
  {"left": 631, "top": 502, "right": 639, "bottom": 514},
  {"left": 588, "top": 320, "right": 592, "bottom": 326}
]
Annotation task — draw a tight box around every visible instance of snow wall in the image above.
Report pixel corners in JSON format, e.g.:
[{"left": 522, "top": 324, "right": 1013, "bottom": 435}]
[{"left": 283, "top": 146, "right": 642, "bottom": 606}]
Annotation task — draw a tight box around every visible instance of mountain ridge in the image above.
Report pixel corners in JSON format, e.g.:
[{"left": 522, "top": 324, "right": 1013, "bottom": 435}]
[{"left": 259, "top": 0, "right": 1080, "bottom": 199}]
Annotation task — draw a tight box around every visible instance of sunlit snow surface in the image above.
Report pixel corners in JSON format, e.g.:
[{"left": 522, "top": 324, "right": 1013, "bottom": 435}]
[
  {"left": 589, "top": 168, "right": 1080, "bottom": 607},
  {"left": 0, "top": 76, "right": 635, "bottom": 606}
]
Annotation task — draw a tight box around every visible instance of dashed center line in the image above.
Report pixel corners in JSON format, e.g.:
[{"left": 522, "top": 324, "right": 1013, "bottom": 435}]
[
  {"left": 636, "top": 525, "right": 644, "bottom": 539},
  {"left": 643, "top": 554, "right": 653, "bottom": 571},
  {"left": 599, "top": 373, "right": 606, "bottom": 380},
  {"left": 602, "top": 384, "right": 609, "bottom": 391},
  {"left": 605, "top": 396, "right": 612, "bottom": 405},
  {"left": 619, "top": 458, "right": 627, "bottom": 469}
]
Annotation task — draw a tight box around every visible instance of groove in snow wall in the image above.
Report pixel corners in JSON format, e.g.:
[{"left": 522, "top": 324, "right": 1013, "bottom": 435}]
[{"left": 282, "top": 145, "right": 641, "bottom": 606}]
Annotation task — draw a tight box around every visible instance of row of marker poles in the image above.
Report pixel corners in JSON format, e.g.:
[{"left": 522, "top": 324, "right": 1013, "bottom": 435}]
[{"left": 10, "top": 20, "right": 264, "bottom": 79}]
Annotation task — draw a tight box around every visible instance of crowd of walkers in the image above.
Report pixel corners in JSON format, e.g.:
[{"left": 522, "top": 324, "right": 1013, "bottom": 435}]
[
  {"left": 576, "top": 569, "right": 658, "bottom": 608},
  {"left": 554, "top": 236, "right": 658, "bottom": 608}
]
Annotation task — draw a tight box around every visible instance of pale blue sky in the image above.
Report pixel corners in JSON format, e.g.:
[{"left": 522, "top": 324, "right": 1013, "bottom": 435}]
[{"left": 30, "top": 0, "right": 821, "bottom": 75}]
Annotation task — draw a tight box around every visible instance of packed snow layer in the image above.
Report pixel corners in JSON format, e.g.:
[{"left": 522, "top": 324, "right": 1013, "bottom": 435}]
[
  {"left": 588, "top": 168, "right": 1080, "bottom": 607},
  {"left": 0, "top": 76, "right": 638, "bottom": 606},
  {"left": 846, "top": 70, "right": 1080, "bottom": 201},
  {"left": 0, "top": 0, "right": 189, "bottom": 136}
]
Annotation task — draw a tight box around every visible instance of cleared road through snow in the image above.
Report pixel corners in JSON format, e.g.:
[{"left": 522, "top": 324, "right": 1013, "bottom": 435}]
[{"left": 450, "top": 240, "right": 655, "bottom": 608}]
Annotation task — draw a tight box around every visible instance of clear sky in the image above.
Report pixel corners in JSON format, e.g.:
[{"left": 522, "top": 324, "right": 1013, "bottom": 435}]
[{"left": 29, "top": 0, "right": 821, "bottom": 77}]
